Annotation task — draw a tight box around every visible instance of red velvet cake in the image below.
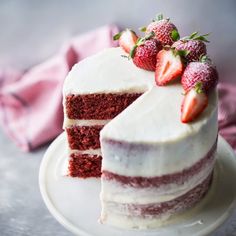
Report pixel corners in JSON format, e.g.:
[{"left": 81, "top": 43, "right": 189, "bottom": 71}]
[
  {"left": 99, "top": 16, "right": 219, "bottom": 229},
  {"left": 100, "top": 85, "right": 218, "bottom": 228},
  {"left": 63, "top": 47, "right": 154, "bottom": 177},
  {"left": 62, "top": 14, "right": 219, "bottom": 230}
]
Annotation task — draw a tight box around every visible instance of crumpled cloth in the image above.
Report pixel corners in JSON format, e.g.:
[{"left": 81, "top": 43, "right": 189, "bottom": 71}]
[
  {"left": 218, "top": 83, "right": 236, "bottom": 150},
  {"left": 0, "top": 24, "right": 235, "bottom": 152},
  {"left": 0, "top": 25, "right": 119, "bottom": 151}
]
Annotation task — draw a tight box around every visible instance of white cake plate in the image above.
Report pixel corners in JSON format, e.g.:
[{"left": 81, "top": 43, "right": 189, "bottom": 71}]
[{"left": 39, "top": 132, "right": 236, "bottom": 236}]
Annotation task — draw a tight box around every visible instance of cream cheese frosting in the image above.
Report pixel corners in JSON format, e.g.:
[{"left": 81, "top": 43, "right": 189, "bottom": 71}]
[
  {"left": 63, "top": 47, "right": 155, "bottom": 95},
  {"left": 98, "top": 48, "right": 218, "bottom": 229},
  {"left": 101, "top": 84, "right": 217, "bottom": 143},
  {"left": 101, "top": 85, "right": 218, "bottom": 177}
]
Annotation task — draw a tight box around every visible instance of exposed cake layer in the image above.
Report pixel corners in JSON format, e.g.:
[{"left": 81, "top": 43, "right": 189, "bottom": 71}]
[
  {"left": 65, "top": 93, "right": 142, "bottom": 120},
  {"left": 101, "top": 85, "right": 218, "bottom": 177},
  {"left": 62, "top": 47, "right": 155, "bottom": 179},
  {"left": 68, "top": 151, "right": 102, "bottom": 178},
  {"left": 66, "top": 125, "right": 104, "bottom": 150},
  {"left": 100, "top": 173, "right": 212, "bottom": 229},
  {"left": 101, "top": 141, "right": 216, "bottom": 204}
]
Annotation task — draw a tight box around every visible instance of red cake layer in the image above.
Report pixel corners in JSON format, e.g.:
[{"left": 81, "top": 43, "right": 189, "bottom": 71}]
[
  {"left": 118, "top": 172, "right": 213, "bottom": 217},
  {"left": 66, "top": 125, "right": 103, "bottom": 150},
  {"left": 69, "top": 153, "right": 102, "bottom": 178},
  {"left": 65, "top": 93, "right": 142, "bottom": 119},
  {"left": 102, "top": 140, "right": 217, "bottom": 188}
]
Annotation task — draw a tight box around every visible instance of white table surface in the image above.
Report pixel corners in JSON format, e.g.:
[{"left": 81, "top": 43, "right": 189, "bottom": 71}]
[{"left": 0, "top": 1, "right": 236, "bottom": 235}]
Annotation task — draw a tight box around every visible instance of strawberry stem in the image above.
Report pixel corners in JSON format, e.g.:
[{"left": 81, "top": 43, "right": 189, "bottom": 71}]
[
  {"left": 194, "top": 82, "right": 204, "bottom": 94},
  {"left": 156, "top": 13, "right": 164, "bottom": 21},
  {"left": 171, "top": 29, "right": 180, "bottom": 41},
  {"left": 113, "top": 32, "right": 122, "bottom": 40},
  {"left": 139, "top": 26, "right": 147, "bottom": 32},
  {"left": 130, "top": 45, "right": 138, "bottom": 58},
  {"left": 182, "top": 32, "right": 210, "bottom": 43},
  {"left": 200, "top": 55, "right": 211, "bottom": 63}
]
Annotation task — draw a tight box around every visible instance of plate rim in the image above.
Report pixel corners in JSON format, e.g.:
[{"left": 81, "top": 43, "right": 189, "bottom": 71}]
[
  {"left": 39, "top": 133, "right": 236, "bottom": 236},
  {"left": 39, "top": 132, "right": 91, "bottom": 236}
]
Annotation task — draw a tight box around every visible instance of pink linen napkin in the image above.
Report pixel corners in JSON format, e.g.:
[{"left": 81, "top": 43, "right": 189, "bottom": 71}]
[
  {"left": 218, "top": 83, "right": 236, "bottom": 150},
  {"left": 0, "top": 25, "right": 119, "bottom": 151}
]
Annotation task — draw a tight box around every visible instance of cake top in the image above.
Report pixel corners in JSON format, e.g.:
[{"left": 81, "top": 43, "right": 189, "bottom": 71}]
[
  {"left": 112, "top": 15, "right": 218, "bottom": 123},
  {"left": 63, "top": 47, "right": 155, "bottom": 95},
  {"left": 101, "top": 84, "right": 217, "bottom": 143}
]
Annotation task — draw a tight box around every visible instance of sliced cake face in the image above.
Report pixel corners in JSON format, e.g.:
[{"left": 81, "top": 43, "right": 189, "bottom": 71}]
[
  {"left": 100, "top": 84, "right": 218, "bottom": 229},
  {"left": 62, "top": 47, "right": 155, "bottom": 177}
]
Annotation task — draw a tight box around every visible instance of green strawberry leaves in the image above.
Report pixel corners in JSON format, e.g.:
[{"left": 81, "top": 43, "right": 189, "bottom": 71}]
[
  {"left": 194, "top": 82, "right": 204, "bottom": 94},
  {"left": 129, "top": 32, "right": 155, "bottom": 58},
  {"left": 113, "top": 32, "right": 122, "bottom": 40},
  {"left": 200, "top": 54, "right": 212, "bottom": 63},
  {"left": 176, "top": 49, "right": 190, "bottom": 57},
  {"left": 171, "top": 48, "right": 190, "bottom": 59},
  {"left": 154, "top": 13, "right": 164, "bottom": 22},
  {"left": 171, "top": 29, "right": 180, "bottom": 41},
  {"left": 130, "top": 45, "right": 138, "bottom": 58},
  {"left": 139, "top": 26, "right": 147, "bottom": 32},
  {"left": 182, "top": 32, "right": 210, "bottom": 43}
]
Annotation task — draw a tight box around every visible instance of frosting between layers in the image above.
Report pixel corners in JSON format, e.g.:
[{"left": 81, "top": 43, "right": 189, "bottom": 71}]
[
  {"left": 69, "top": 148, "right": 102, "bottom": 156},
  {"left": 63, "top": 118, "right": 110, "bottom": 128}
]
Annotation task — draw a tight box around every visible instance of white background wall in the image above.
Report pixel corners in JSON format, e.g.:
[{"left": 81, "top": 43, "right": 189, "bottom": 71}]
[{"left": 0, "top": 0, "right": 235, "bottom": 81}]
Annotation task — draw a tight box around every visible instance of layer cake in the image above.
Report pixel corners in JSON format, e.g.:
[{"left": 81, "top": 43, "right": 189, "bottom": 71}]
[
  {"left": 100, "top": 85, "right": 218, "bottom": 228},
  {"left": 63, "top": 47, "right": 154, "bottom": 177}
]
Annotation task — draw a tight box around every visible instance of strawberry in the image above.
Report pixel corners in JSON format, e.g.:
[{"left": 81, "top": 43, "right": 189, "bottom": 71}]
[
  {"left": 113, "top": 29, "right": 138, "bottom": 53},
  {"left": 173, "top": 32, "right": 209, "bottom": 62},
  {"left": 181, "top": 84, "right": 208, "bottom": 123},
  {"left": 155, "top": 49, "right": 184, "bottom": 86},
  {"left": 145, "top": 14, "right": 179, "bottom": 46},
  {"left": 131, "top": 34, "right": 162, "bottom": 71},
  {"left": 181, "top": 57, "right": 218, "bottom": 93}
]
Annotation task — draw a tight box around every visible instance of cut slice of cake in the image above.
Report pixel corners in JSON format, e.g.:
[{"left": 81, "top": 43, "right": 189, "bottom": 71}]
[
  {"left": 100, "top": 84, "right": 218, "bottom": 229},
  {"left": 63, "top": 47, "right": 154, "bottom": 177}
]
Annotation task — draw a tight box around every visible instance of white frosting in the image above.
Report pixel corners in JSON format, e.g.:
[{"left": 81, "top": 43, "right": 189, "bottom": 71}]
[
  {"left": 101, "top": 85, "right": 218, "bottom": 177},
  {"left": 63, "top": 47, "right": 154, "bottom": 96},
  {"left": 101, "top": 154, "right": 215, "bottom": 204},
  {"left": 63, "top": 118, "right": 110, "bottom": 128},
  {"left": 101, "top": 84, "right": 217, "bottom": 143},
  {"left": 69, "top": 148, "right": 102, "bottom": 156}
]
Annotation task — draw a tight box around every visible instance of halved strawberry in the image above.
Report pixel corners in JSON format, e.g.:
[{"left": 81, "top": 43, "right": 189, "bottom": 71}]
[
  {"left": 155, "top": 49, "right": 184, "bottom": 86},
  {"left": 113, "top": 29, "right": 138, "bottom": 54},
  {"left": 181, "top": 86, "right": 208, "bottom": 123}
]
